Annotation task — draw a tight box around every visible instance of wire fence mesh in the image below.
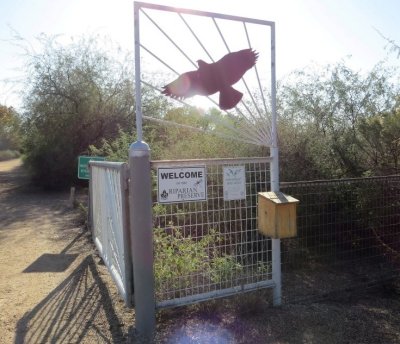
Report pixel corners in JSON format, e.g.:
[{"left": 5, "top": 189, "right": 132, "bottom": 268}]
[
  {"left": 89, "top": 155, "right": 399, "bottom": 309},
  {"left": 151, "top": 157, "right": 400, "bottom": 308},
  {"left": 151, "top": 158, "right": 273, "bottom": 308},
  {"left": 280, "top": 175, "right": 400, "bottom": 303}
]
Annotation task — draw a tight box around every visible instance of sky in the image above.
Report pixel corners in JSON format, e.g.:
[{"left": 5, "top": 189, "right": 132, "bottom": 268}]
[{"left": 0, "top": 0, "right": 399, "bottom": 110}]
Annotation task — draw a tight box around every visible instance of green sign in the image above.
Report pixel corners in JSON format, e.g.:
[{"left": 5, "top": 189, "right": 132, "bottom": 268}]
[{"left": 78, "top": 156, "right": 105, "bottom": 180}]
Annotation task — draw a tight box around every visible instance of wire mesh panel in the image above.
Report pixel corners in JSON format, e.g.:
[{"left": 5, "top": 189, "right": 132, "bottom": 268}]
[
  {"left": 280, "top": 175, "right": 400, "bottom": 303},
  {"left": 151, "top": 157, "right": 273, "bottom": 308},
  {"left": 90, "top": 161, "right": 132, "bottom": 306}
]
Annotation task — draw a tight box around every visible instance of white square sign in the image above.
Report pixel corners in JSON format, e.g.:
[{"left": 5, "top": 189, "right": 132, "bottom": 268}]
[
  {"left": 157, "top": 166, "right": 207, "bottom": 203},
  {"left": 223, "top": 166, "right": 246, "bottom": 201}
]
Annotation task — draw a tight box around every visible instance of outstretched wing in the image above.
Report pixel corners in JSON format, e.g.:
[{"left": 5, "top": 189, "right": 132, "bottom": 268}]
[
  {"left": 216, "top": 49, "right": 258, "bottom": 86},
  {"left": 162, "top": 70, "right": 202, "bottom": 100}
]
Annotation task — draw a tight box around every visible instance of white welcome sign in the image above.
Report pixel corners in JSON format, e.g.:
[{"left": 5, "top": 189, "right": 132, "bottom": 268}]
[{"left": 157, "top": 166, "right": 207, "bottom": 203}]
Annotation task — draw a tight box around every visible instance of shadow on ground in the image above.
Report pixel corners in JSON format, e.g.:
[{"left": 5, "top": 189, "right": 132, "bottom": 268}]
[
  {"left": 15, "top": 255, "right": 126, "bottom": 344},
  {"left": 22, "top": 231, "right": 86, "bottom": 273}
]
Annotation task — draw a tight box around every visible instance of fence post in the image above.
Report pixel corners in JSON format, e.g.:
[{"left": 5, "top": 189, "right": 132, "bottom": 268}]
[
  {"left": 121, "top": 163, "right": 134, "bottom": 307},
  {"left": 88, "top": 164, "right": 93, "bottom": 231},
  {"left": 128, "top": 141, "right": 155, "bottom": 339},
  {"left": 270, "top": 22, "right": 282, "bottom": 307},
  {"left": 270, "top": 146, "right": 282, "bottom": 306}
]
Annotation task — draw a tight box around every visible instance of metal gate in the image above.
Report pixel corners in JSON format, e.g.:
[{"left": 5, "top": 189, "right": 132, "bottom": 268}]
[
  {"left": 151, "top": 157, "right": 274, "bottom": 308},
  {"left": 89, "top": 161, "right": 133, "bottom": 306}
]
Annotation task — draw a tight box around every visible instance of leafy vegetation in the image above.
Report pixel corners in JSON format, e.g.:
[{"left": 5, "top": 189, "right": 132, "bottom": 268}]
[
  {"left": 278, "top": 62, "right": 399, "bottom": 180},
  {"left": 154, "top": 225, "right": 243, "bottom": 296},
  {"left": 90, "top": 106, "right": 263, "bottom": 162},
  {"left": 0, "top": 105, "right": 22, "bottom": 154},
  {"left": 2, "top": 33, "right": 395, "bottom": 187},
  {"left": 0, "top": 150, "right": 20, "bottom": 161},
  {"left": 92, "top": 61, "right": 399, "bottom": 181},
  {"left": 20, "top": 35, "right": 136, "bottom": 188}
]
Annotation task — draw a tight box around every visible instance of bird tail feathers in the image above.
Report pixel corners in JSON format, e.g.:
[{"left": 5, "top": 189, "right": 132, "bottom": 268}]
[{"left": 219, "top": 86, "right": 243, "bottom": 110}]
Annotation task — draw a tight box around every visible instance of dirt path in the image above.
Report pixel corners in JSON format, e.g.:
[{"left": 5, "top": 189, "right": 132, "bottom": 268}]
[{"left": 0, "top": 159, "right": 133, "bottom": 343}]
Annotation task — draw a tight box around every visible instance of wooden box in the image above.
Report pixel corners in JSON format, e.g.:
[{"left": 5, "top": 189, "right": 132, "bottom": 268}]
[{"left": 258, "top": 191, "right": 299, "bottom": 238}]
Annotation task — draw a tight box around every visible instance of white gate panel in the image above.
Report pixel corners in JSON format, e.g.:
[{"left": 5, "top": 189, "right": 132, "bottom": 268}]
[{"left": 90, "top": 161, "right": 132, "bottom": 306}]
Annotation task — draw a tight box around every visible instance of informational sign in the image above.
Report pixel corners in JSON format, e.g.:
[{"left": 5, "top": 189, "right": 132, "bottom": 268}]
[
  {"left": 223, "top": 166, "right": 246, "bottom": 201},
  {"left": 157, "top": 166, "right": 207, "bottom": 203},
  {"left": 77, "top": 156, "right": 105, "bottom": 180}
]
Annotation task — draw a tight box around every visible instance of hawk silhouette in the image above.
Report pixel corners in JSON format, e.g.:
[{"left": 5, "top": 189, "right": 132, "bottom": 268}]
[{"left": 162, "top": 48, "right": 258, "bottom": 110}]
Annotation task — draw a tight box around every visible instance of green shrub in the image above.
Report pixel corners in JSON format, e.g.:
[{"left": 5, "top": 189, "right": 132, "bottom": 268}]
[
  {"left": 154, "top": 226, "right": 243, "bottom": 297},
  {"left": 0, "top": 150, "right": 20, "bottom": 161},
  {"left": 210, "top": 255, "right": 243, "bottom": 284}
]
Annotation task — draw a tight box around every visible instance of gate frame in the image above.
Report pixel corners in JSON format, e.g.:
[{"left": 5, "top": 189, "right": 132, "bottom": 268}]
[
  {"left": 133, "top": 1, "right": 281, "bottom": 338},
  {"left": 89, "top": 161, "right": 133, "bottom": 307},
  {"left": 151, "top": 156, "right": 275, "bottom": 309}
]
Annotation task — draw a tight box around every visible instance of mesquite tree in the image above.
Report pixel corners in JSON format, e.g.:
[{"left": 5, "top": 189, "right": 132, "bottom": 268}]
[
  {"left": 22, "top": 35, "right": 135, "bottom": 188},
  {"left": 278, "top": 62, "right": 399, "bottom": 180}
]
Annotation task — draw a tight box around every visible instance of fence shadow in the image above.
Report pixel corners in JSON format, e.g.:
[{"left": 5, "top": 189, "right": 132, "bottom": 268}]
[
  {"left": 15, "top": 255, "right": 125, "bottom": 343},
  {"left": 22, "top": 231, "right": 86, "bottom": 273},
  {"left": 22, "top": 253, "right": 79, "bottom": 273}
]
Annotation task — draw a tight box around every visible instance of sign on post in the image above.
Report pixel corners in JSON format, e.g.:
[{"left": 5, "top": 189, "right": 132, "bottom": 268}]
[
  {"left": 223, "top": 166, "right": 246, "bottom": 201},
  {"left": 78, "top": 156, "right": 105, "bottom": 180},
  {"left": 157, "top": 166, "right": 207, "bottom": 203}
]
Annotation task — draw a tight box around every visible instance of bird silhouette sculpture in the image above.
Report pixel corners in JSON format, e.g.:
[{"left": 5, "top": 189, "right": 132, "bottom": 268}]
[{"left": 162, "top": 48, "right": 258, "bottom": 110}]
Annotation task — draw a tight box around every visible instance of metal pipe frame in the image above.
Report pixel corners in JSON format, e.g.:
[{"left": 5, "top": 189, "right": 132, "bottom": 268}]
[{"left": 156, "top": 279, "right": 275, "bottom": 309}]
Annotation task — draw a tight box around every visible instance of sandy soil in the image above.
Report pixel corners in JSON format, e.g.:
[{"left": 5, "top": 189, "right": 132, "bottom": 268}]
[
  {"left": 0, "top": 159, "right": 133, "bottom": 343},
  {"left": 0, "top": 159, "right": 399, "bottom": 344}
]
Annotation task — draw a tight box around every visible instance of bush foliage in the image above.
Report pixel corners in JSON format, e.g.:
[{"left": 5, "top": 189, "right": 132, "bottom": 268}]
[
  {"left": 14, "top": 34, "right": 400, "bottom": 187},
  {"left": 21, "top": 35, "right": 136, "bottom": 188},
  {"left": 0, "top": 150, "right": 20, "bottom": 161}
]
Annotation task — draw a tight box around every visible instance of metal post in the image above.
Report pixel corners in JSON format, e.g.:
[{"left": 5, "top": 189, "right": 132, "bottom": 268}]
[
  {"left": 121, "top": 163, "right": 134, "bottom": 307},
  {"left": 88, "top": 164, "right": 93, "bottom": 230},
  {"left": 129, "top": 141, "right": 155, "bottom": 338},
  {"left": 270, "top": 23, "right": 282, "bottom": 306},
  {"left": 271, "top": 151, "right": 282, "bottom": 306},
  {"left": 134, "top": 2, "right": 143, "bottom": 142}
]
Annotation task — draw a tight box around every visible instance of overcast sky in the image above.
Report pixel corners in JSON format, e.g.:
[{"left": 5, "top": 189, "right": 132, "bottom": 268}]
[{"left": 0, "top": 0, "right": 399, "bottom": 109}]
